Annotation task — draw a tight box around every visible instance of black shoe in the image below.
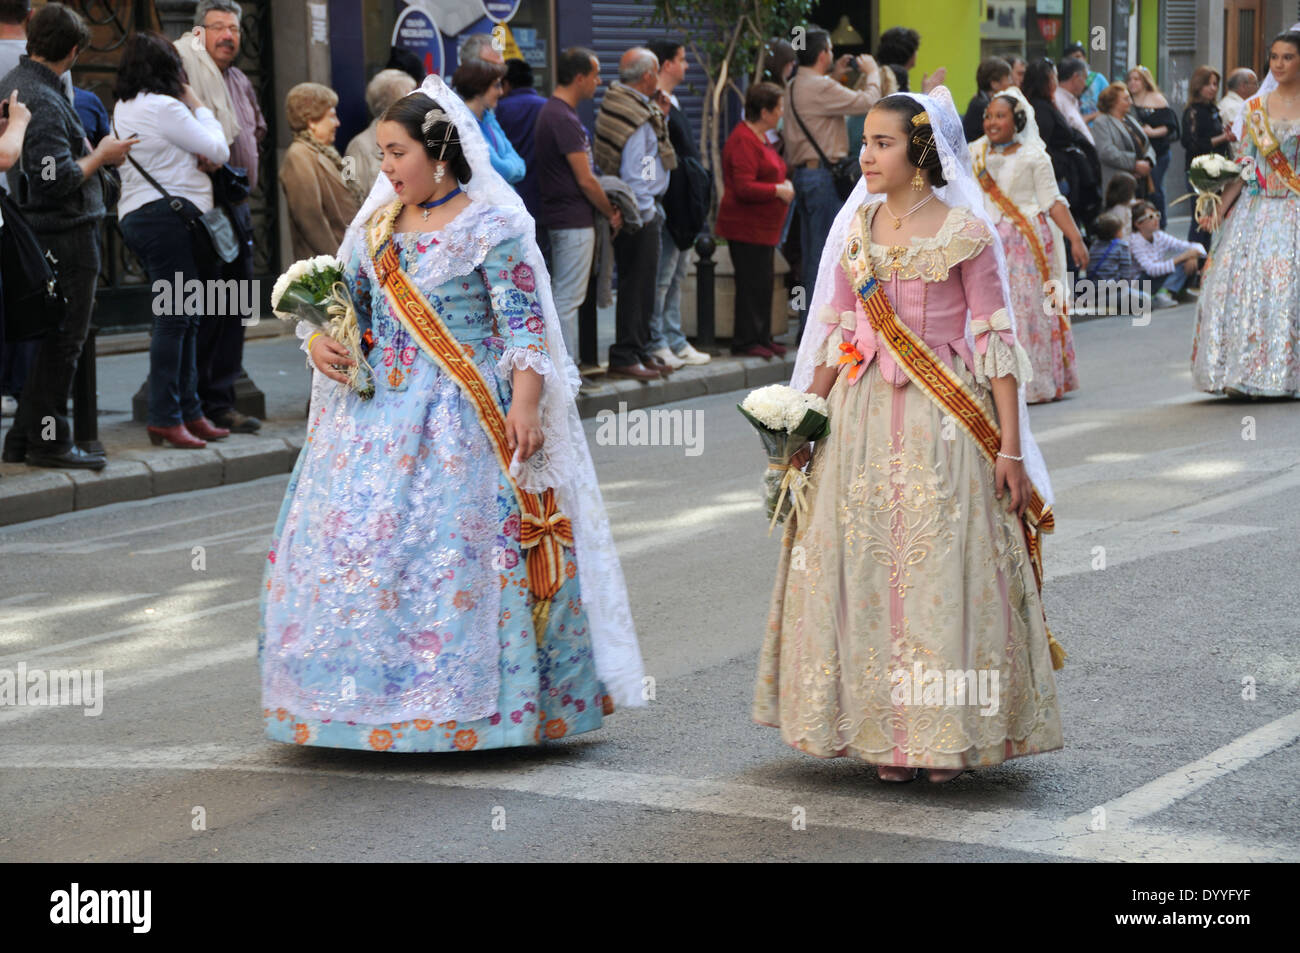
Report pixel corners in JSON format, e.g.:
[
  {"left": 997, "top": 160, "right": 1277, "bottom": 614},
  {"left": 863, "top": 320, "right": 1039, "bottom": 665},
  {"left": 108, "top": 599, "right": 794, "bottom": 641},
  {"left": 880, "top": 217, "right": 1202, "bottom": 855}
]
[
  {"left": 26, "top": 445, "right": 107, "bottom": 471},
  {"left": 211, "top": 409, "right": 262, "bottom": 433}
]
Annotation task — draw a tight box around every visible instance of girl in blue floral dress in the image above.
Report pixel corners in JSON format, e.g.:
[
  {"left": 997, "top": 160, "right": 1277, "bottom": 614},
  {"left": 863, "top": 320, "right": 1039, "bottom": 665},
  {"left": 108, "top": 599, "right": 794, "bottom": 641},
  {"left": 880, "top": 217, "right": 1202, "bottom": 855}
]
[{"left": 260, "top": 80, "right": 643, "bottom": 753}]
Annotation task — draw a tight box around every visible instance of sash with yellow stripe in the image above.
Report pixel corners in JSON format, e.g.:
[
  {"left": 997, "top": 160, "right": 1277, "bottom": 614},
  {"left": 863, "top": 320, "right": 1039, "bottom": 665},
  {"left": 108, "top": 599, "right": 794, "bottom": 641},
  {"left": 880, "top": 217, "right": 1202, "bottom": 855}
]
[
  {"left": 1246, "top": 96, "right": 1300, "bottom": 198},
  {"left": 366, "top": 201, "right": 573, "bottom": 635},
  {"left": 973, "top": 143, "right": 1070, "bottom": 325},
  {"left": 843, "top": 206, "right": 1065, "bottom": 668}
]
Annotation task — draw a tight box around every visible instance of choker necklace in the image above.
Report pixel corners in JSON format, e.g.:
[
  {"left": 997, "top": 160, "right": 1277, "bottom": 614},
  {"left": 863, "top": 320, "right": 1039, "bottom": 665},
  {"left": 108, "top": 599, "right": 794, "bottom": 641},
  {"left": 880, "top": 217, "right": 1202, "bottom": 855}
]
[
  {"left": 884, "top": 191, "right": 935, "bottom": 229},
  {"left": 989, "top": 139, "right": 1016, "bottom": 152},
  {"left": 417, "top": 186, "right": 462, "bottom": 219}
]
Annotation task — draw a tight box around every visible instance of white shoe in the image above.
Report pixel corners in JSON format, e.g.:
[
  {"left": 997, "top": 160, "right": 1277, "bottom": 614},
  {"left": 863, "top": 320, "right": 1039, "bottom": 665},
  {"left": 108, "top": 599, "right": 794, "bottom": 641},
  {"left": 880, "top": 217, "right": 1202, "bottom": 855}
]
[
  {"left": 0, "top": 395, "right": 16, "bottom": 418},
  {"left": 653, "top": 346, "right": 686, "bottom": 369},
  {"left": 674, "top": 343, "right": 711, "bottom": 365},
  {"left": 1153, "top": 290, "right": 1178, "bottom": 309}
]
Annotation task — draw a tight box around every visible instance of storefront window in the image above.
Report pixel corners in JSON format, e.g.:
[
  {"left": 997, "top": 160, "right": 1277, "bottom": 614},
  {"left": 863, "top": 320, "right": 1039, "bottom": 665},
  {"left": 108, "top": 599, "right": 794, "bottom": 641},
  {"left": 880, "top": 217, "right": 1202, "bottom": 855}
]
[{"left": 981, "top": 0, "right": 1069, "bottom": 67}]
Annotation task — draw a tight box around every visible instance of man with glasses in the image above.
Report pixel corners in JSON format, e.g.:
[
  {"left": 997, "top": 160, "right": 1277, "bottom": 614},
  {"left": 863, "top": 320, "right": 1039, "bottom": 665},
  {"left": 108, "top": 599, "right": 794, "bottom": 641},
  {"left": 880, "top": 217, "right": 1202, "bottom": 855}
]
[{"left": 180, "top": 0, "right": 267, "bottom": 434}]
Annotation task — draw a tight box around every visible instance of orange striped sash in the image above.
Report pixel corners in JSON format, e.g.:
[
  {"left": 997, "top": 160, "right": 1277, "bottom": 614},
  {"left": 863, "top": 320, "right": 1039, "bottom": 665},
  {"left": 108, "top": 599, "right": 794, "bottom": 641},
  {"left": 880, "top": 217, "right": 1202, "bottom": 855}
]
[
  {"left": 368, "top": 202, "right": 571, "bottom": 604},
  {"left": 843, "top": 207, "right": 1058, "bottom": 607},
  {"left": 1246, "top": 96, "right": 1300, "bottom": 198}
]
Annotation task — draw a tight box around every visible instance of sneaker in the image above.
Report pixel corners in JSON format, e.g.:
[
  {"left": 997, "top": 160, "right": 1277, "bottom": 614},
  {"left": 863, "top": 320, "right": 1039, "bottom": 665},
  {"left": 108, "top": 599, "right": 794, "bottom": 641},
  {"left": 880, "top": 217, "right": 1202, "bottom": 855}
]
[
  {"left": 1152, "top": 290, "right": 1178, "bottom": 309},
  {"left": 674, "top": 343, "right": 711, "bottom": 365},
  {"left": 0, "top": 395, "right": 16, "bottom": 418},
  {"left": 652, "top": 346, "right": 686, "bottom": 370}
]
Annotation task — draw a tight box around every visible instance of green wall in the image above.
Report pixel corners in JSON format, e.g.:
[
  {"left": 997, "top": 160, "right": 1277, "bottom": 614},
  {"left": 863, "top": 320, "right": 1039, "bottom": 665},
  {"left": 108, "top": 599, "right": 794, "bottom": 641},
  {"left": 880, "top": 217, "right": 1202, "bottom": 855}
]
[{"left": 877, "top": 0, "right": 983, "bottom": 107}]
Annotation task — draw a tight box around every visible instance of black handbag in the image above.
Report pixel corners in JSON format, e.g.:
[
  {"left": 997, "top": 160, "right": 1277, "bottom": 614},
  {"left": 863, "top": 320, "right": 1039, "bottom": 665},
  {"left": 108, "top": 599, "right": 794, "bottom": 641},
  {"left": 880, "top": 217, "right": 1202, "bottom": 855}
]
[
  {"left": 114, "top": 120, "right": 240, "bottom": 264},
  {"left": 788, "top": 76, "right": 861, "bottom": 201},
  {"left": 211, "top": 163, "right": 250, "bottom": 206},
  {"left": 0, "top": 189, "right": 67, "bottom": 342}
]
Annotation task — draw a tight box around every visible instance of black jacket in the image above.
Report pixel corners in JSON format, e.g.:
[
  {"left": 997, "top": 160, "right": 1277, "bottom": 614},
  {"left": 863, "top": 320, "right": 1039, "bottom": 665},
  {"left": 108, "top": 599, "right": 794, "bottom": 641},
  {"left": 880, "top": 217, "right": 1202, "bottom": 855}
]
[{"left": 660, "top": 101, "right": 712, "bottom": 250}]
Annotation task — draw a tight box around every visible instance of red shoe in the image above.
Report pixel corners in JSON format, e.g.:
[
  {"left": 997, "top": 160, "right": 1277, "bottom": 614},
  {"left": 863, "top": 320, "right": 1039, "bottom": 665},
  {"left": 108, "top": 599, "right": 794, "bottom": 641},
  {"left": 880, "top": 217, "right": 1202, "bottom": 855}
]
[
  {"left": 732, "top": 345, "right": 775, "bottom": 359},
  {"left": 147, "top": 424, "right": 207, "bottom": 449},
  {"left": 185, "top": 417, "right": 231, "bottom": 440},
  {"left": 767, "top": 341, "right": 789, "bottom": 356}
]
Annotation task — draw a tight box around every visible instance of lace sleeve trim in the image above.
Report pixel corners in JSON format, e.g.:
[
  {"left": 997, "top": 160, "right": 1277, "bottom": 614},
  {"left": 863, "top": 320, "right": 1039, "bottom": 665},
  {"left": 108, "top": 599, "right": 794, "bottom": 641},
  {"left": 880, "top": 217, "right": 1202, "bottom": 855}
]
[
  {"left": 973, "top": 325, "right": 1034, "bottom": 386},
  {"left": 496, "top": 345, "right": 556, "bottom": 383}
]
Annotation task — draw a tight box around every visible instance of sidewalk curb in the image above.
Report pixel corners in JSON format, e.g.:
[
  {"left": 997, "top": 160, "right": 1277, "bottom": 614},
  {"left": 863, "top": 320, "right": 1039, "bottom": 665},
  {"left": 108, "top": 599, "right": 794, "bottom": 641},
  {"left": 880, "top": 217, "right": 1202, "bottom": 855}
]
[{"left": 0, "top": 352, "right": 795, "bottom": 528}]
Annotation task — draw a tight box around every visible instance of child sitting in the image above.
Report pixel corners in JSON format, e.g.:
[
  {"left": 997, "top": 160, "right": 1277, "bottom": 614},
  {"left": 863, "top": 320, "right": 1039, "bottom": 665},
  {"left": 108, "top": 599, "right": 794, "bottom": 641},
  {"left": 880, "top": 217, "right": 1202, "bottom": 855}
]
[
  {"left": 1129, "top": 201, "right": 1206, "bottom": 308},
  {"left": 1085, "top": 212, "right": 1147, "bottom": 315}
]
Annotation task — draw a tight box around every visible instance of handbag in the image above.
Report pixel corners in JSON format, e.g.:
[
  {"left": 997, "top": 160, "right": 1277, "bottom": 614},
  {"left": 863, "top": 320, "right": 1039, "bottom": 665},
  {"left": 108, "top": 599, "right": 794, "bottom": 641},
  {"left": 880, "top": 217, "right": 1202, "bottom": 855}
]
[
  {"left": 788, "top": 76, "right": 861, "bottom": 201},
  {"left": 0, "top": 188, "right": 67, "bottom": 342},
  {"left": 114, "top": 120, "right": 240, "bottom": 264},
  {"left": 211, "top": 163, "right": 250, "bottom": 206}
]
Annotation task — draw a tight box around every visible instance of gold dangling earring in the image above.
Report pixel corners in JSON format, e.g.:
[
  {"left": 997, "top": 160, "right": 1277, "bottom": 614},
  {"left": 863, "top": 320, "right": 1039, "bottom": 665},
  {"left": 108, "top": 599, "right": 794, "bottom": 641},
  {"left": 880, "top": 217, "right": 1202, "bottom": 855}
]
[
  {"left": 912, "top": 134, "right": 933, "bottom": 191},
  {"left": 911, "top": 166, "right": 926, "bottom": 191}
]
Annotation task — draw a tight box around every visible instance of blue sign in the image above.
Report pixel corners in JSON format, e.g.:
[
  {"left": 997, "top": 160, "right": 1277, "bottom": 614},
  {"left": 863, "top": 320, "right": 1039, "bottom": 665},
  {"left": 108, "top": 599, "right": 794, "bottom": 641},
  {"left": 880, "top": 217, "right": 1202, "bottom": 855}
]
[
  {"left": 482, "top": 0, "right": 521, "bottom": 24},
  {"left": 392, "top": 5, "right": 443, "bottom": 77}
]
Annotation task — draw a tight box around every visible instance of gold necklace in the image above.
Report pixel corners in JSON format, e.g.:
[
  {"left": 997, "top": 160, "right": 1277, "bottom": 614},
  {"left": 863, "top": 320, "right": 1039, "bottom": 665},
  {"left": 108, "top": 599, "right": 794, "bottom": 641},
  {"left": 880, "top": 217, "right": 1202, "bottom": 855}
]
[{"left": 883, "top": 191, "right": 935, "bottom": 229}]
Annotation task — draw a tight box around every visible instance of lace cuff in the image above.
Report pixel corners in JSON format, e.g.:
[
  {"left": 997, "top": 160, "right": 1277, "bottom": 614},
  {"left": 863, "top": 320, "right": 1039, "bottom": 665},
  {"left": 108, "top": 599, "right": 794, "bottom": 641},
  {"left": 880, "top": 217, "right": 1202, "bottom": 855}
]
[
  {"left": 973, "top": 325, "right": 1034, "bottom": 386},
  {"left": 496, "top": 345, "right": 556, "bottom": 384}
]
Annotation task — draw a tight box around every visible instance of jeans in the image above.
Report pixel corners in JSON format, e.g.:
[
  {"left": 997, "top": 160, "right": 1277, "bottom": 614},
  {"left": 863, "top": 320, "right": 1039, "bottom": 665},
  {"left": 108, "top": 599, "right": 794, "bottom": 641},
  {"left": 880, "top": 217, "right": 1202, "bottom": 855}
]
[
  {"left": 1150, "top": 264, "right": 1190, "bottom": 295},
  {"left": 546, "top": 225, "right": 595, "bottom": 361},
  {"left": 610, "top": 211, "right": 662, "bottom": 368},
  {"left": 1152, "top": 150, "right": 1171, "bottom": 227},
  {"left": 197, "top": 199, "right": 251, "bottom": 417},
  {"left": 8, "top": 222, "right": 101, "bottom": 455},
  {"left": 648, "top": 214, "right": 689, "bottom": 354},
  {"left": 119, "top": 198, "right": 207, "bottom": 428},
  {"left": 792, "top": 166, "right": 841, "bottom": 318}
]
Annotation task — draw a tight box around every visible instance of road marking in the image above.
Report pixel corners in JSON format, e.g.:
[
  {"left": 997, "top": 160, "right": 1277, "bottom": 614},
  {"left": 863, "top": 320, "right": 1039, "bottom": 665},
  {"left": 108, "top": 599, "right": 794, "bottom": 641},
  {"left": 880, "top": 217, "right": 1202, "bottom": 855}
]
[
  {"left": 0, "top": 500, "right": 277, "bottom": 554},
  {"left": 0, "top": 741, "right": 1289, "bottom": 861},
  {"left": 1031, "top": 420, "right": 1109, "bottom": 443},
  {"left": 0, "top": 593, "right": 157, "bottom": 637},
  {"left": 0, "top": 598, "right": 260, "bottom": 667}
]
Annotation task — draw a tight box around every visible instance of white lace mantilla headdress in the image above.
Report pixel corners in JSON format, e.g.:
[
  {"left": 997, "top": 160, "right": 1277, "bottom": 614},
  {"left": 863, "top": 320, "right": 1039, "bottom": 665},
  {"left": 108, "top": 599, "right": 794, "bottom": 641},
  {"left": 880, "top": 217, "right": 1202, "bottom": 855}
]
[
  {"left": 306, "top": 74, "right": 644, "bottom": 708},
  {"left": 790, "top": 86, "right": 1053, "bottom": 504}
]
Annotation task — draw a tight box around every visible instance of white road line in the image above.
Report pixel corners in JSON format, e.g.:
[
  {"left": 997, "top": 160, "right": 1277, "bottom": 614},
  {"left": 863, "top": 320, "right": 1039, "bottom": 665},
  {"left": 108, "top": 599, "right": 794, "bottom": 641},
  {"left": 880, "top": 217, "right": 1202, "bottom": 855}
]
[
  {"left": 1031, "top": 420, "right": 1109, "bottom": 443},
  {"left": 0, "top": 742, "right": 1288, "bottom": 861},
  {"left": 1078, "top": 709, "right": 1300, "bottom": 828},
  {"left": 0, "top": 642, "right": 255, "bottom": 725},
  {"left": 0, "top": 597, "right": 260, "bottom": 667},
  {"left": 0, "top": 500, "right": 277, "bottom": 553},
  {"left": 0, "top": 593, "right": 157, "bottom": 633},
  {"left": 0, "top": 593, "right": 50, "bottom": 607}
]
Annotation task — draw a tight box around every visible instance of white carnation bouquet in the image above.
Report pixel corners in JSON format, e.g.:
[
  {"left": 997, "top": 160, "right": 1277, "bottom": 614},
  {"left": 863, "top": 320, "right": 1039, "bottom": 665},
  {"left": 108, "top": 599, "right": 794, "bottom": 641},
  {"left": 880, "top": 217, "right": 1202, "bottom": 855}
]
[
  {"left": 272, "top": 255, "right": 375, "bottom": 399},
  {"left": 737, "top": 385, "right": 830, "bottom": 534},
  {"left": 1173, "top": 153, "right": 1248, "bottom": 226}
]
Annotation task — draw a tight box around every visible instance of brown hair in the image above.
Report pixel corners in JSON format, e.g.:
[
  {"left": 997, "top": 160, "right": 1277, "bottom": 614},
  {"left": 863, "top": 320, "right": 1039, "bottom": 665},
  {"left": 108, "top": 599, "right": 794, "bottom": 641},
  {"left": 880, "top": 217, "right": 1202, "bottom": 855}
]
[
  {"left": 452, "top": 59, "right": 506, "bottom": 101},
  {"left": 744, "top": 82, "right": 783, "bottom": 121},
  {"left": 286, "top": 82, "right": 338, "bottom": 132},
  {"left": 870, "top": 94, "right": 947, "bottom": 187},
  {"left": 1187, "top": 66, "right": 1221, "bottom": 103},
  {"left": 1097, "top": 82, "right": 1129, "bottom": 113}
]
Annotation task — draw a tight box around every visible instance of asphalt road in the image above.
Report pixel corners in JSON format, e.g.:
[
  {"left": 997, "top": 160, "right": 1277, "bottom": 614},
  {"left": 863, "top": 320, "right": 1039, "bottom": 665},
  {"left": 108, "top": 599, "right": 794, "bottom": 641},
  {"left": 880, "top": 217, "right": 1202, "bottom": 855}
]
[{"left": 1, "top": 302, "right": 1297, "bottom": 862}]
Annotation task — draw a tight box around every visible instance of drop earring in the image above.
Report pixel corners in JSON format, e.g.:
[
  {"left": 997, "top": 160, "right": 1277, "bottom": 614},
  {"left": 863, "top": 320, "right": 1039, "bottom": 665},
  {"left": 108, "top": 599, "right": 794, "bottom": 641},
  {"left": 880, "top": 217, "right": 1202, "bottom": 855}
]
[
  {"left": 911, "top": 166, "right": 926, "bottom": 191},
  {"left": 434, "top": 163, "right": 446, "bottom": 183}
]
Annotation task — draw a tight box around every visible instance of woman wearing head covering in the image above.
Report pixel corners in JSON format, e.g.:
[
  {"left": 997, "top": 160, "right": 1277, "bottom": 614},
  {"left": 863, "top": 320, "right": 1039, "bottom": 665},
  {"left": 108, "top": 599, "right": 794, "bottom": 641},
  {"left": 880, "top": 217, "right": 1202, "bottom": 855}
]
[
  {"left": 1192, "top": 30, "right": 1300, "bottom": 398},
  {"left": 278, "top": 82, "right": 366, "bottom": 259},
  {"left": 753, "top": 88, "right": 1064, "bottom": 783},
  {"left": 260, "top": 77, "right": 644, "bottom": 752},
  {"left": 970, "top": 86, "right": 1087, "bottom": 403}
]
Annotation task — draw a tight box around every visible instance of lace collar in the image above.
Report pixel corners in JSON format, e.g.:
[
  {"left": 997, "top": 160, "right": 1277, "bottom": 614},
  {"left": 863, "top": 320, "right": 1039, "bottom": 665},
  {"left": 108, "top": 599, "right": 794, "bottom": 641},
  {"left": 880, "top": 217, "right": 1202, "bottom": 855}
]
[
  {"left": 858, "top": 203, "right": 992, "bottom": 282},
  {"left": 365, "top": 198, "right": 530, "bottom": 289}
]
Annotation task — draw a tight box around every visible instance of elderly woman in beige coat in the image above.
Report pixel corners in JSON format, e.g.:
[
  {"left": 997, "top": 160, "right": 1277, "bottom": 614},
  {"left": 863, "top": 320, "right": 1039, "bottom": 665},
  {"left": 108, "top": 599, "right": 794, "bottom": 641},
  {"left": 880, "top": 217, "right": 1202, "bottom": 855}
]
[{"left": 278, "top": 82, "right": 365, "bottom": 259}]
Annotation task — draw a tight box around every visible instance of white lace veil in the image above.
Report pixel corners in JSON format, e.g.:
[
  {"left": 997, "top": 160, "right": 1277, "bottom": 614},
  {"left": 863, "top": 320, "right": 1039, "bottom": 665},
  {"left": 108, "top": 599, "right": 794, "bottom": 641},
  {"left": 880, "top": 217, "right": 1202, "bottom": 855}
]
[
  {"left": 989, "top": 85, "right": 1048, "bottom": 155},
  {"left": 316, "top": 74, "right": 645, "bottom": 708},
  {"left": 790, "top": 86, "right": 1053, "bottom": 504}
]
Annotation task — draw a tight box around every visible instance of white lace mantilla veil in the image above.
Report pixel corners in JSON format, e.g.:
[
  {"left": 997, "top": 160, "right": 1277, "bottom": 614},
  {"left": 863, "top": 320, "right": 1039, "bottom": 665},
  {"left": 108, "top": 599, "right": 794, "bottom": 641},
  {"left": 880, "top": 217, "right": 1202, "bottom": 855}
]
[
  {"left": 790, "top": 86, "right": 1053, "bottom": 504},
  {"left": 306, "top": 74, "right": 645, "bottom": 708}
]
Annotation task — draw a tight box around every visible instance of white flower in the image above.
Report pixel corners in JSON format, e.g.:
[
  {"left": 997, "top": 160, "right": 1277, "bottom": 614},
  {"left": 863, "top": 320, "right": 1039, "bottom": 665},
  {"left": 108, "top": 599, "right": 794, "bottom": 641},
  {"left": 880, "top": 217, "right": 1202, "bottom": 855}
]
[{"left": 741, "top": 384, "right": 829, "bottom": 432}]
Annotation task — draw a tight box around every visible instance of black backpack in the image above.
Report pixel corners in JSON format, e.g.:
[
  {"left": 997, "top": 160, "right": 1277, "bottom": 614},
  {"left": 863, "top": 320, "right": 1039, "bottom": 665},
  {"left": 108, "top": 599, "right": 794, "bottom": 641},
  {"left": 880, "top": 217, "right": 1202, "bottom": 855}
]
[{"left": 0, "top": 187, "right": 66, "bottom": 342}]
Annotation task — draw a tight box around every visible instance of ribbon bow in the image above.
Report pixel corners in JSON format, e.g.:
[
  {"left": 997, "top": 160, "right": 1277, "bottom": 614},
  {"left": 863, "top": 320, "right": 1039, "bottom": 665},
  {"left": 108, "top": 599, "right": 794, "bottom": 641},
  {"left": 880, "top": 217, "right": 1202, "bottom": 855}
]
[
  {"left": 519, "top": 488, "right": 574, "bottom": 602},
  {"left": 838, "top": 341, "right": 866, "bottom": 383},
  {"left": 969, "top": 309, "right": 1013, "bottom": 338}
]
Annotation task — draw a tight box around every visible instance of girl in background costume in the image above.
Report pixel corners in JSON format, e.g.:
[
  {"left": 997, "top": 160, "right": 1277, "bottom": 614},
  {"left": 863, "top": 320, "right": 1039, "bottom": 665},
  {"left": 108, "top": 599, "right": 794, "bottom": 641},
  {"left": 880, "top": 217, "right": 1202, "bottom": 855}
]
[
  {"left": 261, "top": 76, "right": 643, "bottom": 752},
  {"left": 753, "top": 89, "right": 1064, "bottom": 783},
  {"left": 1192, "top": 31, "right": 1300, "bottom": 398},
  {"left": 970, "top": 87, "right": 1088, "bottom": 403}
]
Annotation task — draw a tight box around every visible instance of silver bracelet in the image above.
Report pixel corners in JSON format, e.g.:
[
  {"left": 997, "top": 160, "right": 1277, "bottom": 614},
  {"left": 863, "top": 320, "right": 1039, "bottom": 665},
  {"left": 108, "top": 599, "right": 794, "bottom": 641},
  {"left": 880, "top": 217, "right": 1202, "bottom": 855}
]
[{"left": 996, "top": 451, "right": 1024, "bottom": 461}]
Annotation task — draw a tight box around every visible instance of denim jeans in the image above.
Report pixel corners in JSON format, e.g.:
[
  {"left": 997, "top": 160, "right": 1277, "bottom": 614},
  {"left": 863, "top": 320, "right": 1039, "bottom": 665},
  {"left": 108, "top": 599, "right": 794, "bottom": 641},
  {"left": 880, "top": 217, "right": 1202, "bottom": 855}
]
[
  {"left": 1150, "top": 264, "right": 1190, "bottom": 295},
  {"left": 792, "top": 166, "right": 841, "bottom": 318},
  {"left": 649, "top": 213, "right": 689, "bottom": 354},
  {"left": 546, "top": 225, "right": 595, "bottom": 361},
  {"left": 1152, "top": 150, "right": 1171, "bottom": 228},
  {"left": 119, "top": 198, "right": 207, "bottom": 428}
]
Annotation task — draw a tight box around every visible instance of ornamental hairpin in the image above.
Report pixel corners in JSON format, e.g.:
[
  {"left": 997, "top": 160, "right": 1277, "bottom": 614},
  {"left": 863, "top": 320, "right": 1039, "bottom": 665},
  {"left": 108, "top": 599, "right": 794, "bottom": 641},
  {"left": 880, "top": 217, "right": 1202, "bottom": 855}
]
[
  {"left": 421, "top": 106, "right": 460, "bottom": 159},
  {"left": 911, "top": 110, "right": 930, "bottom": 127}
]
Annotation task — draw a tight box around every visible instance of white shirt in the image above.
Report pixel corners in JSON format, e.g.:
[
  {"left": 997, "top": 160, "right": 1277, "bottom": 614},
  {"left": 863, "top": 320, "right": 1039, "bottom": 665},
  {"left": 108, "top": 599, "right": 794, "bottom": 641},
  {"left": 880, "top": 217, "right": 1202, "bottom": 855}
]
[
  {"left": 1054, "top": 87, "right": 1095, "bottom": 146},
  {"left": 1218, "top": 91, "right": 1247, "bottom": 133},
  {"left": 112, "top": 93, "right": 229, "bottom": 219},
  {"left": 1130, "top": 229, "right": 1205, "bottom": 276}
]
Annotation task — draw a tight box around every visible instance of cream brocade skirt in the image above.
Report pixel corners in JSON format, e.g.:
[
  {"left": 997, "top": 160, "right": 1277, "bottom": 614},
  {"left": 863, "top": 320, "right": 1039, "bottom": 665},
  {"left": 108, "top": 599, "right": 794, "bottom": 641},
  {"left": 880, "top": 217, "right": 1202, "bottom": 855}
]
[{"left": 752, "top": 355, "right": 1064, "bottom": 769}]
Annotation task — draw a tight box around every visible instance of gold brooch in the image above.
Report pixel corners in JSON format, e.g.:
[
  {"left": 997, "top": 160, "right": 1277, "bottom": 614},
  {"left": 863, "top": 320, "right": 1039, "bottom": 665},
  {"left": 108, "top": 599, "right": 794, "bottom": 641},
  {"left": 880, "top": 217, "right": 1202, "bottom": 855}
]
[{"left": 911, "top": 111, "right": 930, "bottom": 127}]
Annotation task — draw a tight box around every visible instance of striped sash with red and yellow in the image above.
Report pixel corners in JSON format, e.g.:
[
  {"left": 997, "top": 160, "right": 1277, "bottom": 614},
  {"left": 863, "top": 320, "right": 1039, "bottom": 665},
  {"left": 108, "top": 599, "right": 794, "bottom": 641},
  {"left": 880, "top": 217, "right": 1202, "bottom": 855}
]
[
  {"left": 1246, "top": 96, "right": 1300, "bottom": 198},
  {"left": 843, "top": 206, "right": 1064, "bottom": 667},
  {"left": 366, "top": 202, "right": 572, "bottom": 624}
]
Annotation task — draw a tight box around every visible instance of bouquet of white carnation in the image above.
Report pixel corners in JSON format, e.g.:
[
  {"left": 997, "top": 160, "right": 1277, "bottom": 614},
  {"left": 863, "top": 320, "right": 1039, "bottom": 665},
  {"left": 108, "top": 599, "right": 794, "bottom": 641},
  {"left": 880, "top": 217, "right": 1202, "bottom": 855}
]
[
  {"left": 1174, "top": 153, "right": 1248, "bottom": 226},
  {"left": 737, "top": 384, "right": 830, "bottom": 533},
  {"left": 272, "top": 255, "right": 375, "bottom": 399}
]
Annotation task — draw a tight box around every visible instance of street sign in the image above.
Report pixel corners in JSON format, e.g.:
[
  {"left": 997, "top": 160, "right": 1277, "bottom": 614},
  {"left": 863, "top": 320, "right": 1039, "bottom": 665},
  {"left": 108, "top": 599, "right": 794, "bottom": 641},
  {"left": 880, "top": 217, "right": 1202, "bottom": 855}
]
[{"left": 392, "top": 4, "right": 444, "bottom": 76}]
